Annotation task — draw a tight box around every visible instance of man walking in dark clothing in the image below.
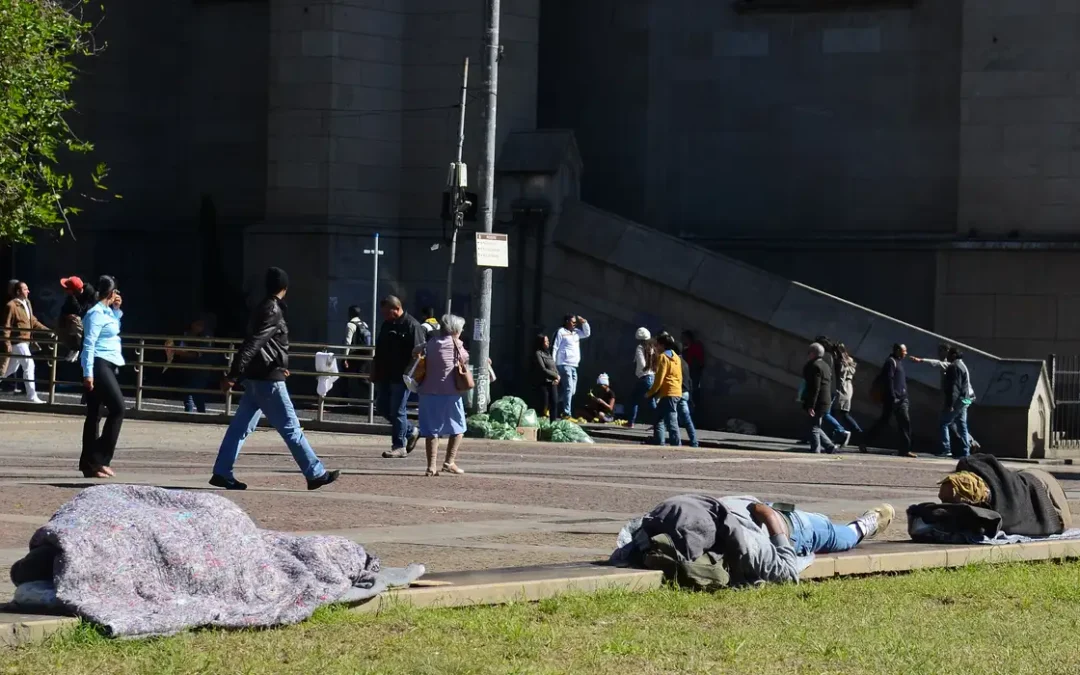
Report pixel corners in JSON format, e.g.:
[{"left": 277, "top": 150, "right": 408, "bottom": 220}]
[
  {"left": 939, "top": 347, "right": 973, "bottom": 458},
  {"left": 802, "top": 343, "right": 838, "bottom": 454},
  {"left": 372, "top": 295, "right": 425, "bottom": 459},
  {"left": 211, "top": 267, "right": 340, "bottom": 490},
  {"left": 860, "top": 343, "right": 916, "bottom": 458}
]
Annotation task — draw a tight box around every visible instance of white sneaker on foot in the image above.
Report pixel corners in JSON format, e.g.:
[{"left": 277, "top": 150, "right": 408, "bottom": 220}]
[
  {"left": 854, "top": 503, "right": 895, "bottom": 540},
  {"left": 840, "top": 431, "right": 852, "bottom": 448},
  {"left": 28, "top": 397, "right": 45, "bottom": 404}
]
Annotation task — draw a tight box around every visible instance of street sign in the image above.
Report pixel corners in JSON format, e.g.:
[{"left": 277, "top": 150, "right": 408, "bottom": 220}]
[{"left": 476, "top": 233, "right": 509, "bottom": 267}]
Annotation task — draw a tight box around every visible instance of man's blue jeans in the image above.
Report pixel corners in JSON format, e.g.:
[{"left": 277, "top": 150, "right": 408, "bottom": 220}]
[
  {"left": 677, "top": 392, "right": 698, "bottom": 447},
  {"left": 654, "top": 396, "right": 681, "bottom": 446},
  {"left": 378, "top": 381, "right": 416, "bottom": 450},
  {"left": 558, "top": 365, "right": 578, "bottom": 417},
  {"left": 629, "top": 374, "right": 656, "bottom": 426},
  {"left": 940, "top": 402, "right": 971, "bottom": 457},
  {"left": 213, "top": 380, "right": 326, "bottom": 480},
  {"left": 785, "top": 509, "right": 861, "bottom": 556}
]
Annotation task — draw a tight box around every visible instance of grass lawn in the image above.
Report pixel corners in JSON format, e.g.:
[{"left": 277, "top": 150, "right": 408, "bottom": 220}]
[{"left": 5, "top": 561, "right": 1080, "bottom": 674}]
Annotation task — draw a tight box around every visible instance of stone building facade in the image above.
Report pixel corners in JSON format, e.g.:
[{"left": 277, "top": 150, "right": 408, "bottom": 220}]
[{"left": 6, "top": 0, "right": 1080, "bottom": 363}]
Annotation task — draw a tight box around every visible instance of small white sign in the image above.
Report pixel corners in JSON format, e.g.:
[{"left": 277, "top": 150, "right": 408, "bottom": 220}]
[
  {"left": 473, "top": 318, "right": 487, "bottom": 342},
  {"left": 476, "top": 233, "right": 509, "bottom": 268}
]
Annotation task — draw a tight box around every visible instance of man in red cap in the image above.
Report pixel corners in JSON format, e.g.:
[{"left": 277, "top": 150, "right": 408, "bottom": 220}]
[{"left": 58, "top": 276, "right": 88, "bottom": 362}]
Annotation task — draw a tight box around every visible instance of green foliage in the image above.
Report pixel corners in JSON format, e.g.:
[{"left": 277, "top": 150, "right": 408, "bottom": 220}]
[{"left": 0, "top": 0, "right": 109, "bottom": 243}]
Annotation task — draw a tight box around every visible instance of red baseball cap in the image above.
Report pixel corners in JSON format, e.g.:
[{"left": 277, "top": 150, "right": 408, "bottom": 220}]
[{"left": 60, "top": 276, "right": 84, "bottom": 292}]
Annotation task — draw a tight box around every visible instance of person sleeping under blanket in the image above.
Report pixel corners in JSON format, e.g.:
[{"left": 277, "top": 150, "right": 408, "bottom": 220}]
[
  {"left": 611, "top": 494, "right": 895, "bottom": 588},
  {"left": 908, "top": 453, "right": 1073, "bottom": 542}
]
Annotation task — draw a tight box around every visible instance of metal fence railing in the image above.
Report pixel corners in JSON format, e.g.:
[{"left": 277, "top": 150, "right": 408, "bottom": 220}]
[
  {"left": 1048, "top": 353, "right": 1079, "bottom": 450},
  {"left": 0, "top": 329, "right": 378, "bottom": 424}
]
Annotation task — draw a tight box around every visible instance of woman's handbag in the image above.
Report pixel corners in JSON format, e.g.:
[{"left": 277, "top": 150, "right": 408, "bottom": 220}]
[{"left": 453, "top": 339, "right": 474, "bottom": 392}]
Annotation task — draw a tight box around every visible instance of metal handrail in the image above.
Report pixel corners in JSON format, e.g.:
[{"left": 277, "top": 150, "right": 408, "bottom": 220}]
[{"left": 1, "top": 328, "right": 380, "bottom": 423}]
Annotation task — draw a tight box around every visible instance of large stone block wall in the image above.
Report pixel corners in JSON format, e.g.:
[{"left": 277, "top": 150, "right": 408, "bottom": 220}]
[
  {"left": 539, "top": 0, "right": 963, "bottom": 236},
  {"left": 959, "top": 0, "right": 1080, "bottom": 234},
  {"left": 935, "top": 249, "right": 1080, "bottom": 359}
]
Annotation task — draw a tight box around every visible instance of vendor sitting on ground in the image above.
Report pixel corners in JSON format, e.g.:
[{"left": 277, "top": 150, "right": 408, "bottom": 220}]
[
  {"left": 612, "top": 494, "right": 894, "bottom": 587},
  {"left": 580, "top": 373, "right": 616, "bottom": 422},
  {"left": 928, "top": 454, "right": 1072, "bottom": 537}
]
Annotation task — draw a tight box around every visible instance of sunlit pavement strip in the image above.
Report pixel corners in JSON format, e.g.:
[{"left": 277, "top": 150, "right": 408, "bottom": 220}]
[{"left": 3, "top": 410, "right": 1080, "bottom": 646}]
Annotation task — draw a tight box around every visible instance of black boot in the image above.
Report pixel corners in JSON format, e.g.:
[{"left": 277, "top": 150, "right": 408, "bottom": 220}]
[
  {"left": 307, "top": 469, "right": 340, "bottom": 491},
  {"left": 209, "top": 474, "right": 248, "bottom": 490}
]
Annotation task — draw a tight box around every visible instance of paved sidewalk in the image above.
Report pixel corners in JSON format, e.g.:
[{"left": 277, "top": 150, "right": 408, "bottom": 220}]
[{"left": 3, "top": 409, "right": 1080, "bottom": 644}]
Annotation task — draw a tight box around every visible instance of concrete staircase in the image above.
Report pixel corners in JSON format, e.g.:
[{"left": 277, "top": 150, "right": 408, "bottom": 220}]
[{"left": 539, "top": 200, "right": 1053, "bottom": 458}]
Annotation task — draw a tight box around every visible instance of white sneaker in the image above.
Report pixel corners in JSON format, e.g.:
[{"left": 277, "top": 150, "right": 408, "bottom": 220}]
[
  {"left": 854, "top": 503, "right": 895, "bottom": 540},
  {"left": 28, "top": 397, "right": 45, "bottom": 404},
  {"left": 840, "top": 431, "right": 852, "bottom": 448}
]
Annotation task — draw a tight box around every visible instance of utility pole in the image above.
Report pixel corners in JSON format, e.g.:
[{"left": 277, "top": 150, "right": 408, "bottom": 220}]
[
  {"left": 474, "top": 0, "right": 500, "bottom": 413},
  {"left": 445, "top": 58, "right": 470, "bottom": 318},
  {"left": 363, "top": 233, "right": 384, "bottom": 423}
]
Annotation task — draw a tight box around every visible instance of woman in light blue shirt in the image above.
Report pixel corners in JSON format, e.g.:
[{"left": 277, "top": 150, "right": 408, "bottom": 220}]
[{"left": 79, "top": 276, "right": 125, "bottom": 478}]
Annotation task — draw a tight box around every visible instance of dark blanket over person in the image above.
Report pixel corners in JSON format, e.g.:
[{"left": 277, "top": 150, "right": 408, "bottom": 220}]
[{"left": 908, "top": 454, "right": 1072, "bottom": 541}]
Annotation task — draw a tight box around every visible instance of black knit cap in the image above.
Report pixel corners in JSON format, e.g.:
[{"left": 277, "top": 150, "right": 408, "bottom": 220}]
[{"left": 265, "top": 267, "right": 289, "bottom": 295}]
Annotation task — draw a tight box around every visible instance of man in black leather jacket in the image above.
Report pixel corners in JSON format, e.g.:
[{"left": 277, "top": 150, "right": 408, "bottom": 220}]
[
  {"left": 209, "top": 267, "right": 339, "bottom": 491},
  {"left": 802, "top": 343, "right": 838, "bottom": 455},
  {"left": 372, "top": 295, "right": 425, "bottom": 459}
]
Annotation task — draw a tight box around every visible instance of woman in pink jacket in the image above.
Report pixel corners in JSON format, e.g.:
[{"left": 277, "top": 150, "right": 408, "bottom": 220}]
[{"left": 418, "top": 314, "right": 470, "bottom": 476}]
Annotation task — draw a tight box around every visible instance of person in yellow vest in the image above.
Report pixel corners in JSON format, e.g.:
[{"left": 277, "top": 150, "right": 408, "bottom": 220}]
[
  {"left": 646, "top": 332, "right": 684, "bottom": 446},
  {"left": 419, "top": 307, "right": 441, "bottom": 341}
]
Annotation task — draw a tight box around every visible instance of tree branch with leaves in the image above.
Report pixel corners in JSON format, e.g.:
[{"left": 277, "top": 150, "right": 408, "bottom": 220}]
[{"left": 0, "top": 0, "right": 112, "bottom": 243}]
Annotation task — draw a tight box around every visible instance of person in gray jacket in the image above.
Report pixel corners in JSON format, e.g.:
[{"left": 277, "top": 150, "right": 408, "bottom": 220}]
[
  {"left": 911, "top": 344, "right": 980, "bottom": 456},
  {"left": 613, "top": 494, "right": 894, "bottom": 586}
]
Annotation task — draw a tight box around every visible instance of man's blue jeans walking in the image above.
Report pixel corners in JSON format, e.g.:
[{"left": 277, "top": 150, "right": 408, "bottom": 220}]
[
  {"left": 558, "top": 365, "right": 578, "bottom": 417},
  {"left": 677, "top": 392, "right": 698, "bottom": 447},
  {"left": 940, "top": 402, "right": 971, "bottom": 457},
  {"left": 654, "top": 396, "right": 681, "bottom": 446},
  {"left": 629, "top": 374, "right": 656, "bottom": 427},
  {"left": 786, "top": 509, "right": 861, "bottom": 556},
  {"left": 377, "top": 382, "right": 416, "bottom": 450},
  {"left": 213, "top": 380, "right": 326, "bottom": 480}
]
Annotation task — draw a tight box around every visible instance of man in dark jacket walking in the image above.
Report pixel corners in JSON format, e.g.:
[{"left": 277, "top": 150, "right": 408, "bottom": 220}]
[
  {"left": 372, "top": 295, "right": 425, "bottom": 459},
  {"left": 860, "top": 343, "right": 916, "bottom": 458},
  {"left": 210, "top": 267, "right": 339, "bottom": 491},
  {"left": 802, "top": 343, "right": 838, "bottom": 454},
  {"left": 939, "top": 347, "right": 973, "bottom": 458}
]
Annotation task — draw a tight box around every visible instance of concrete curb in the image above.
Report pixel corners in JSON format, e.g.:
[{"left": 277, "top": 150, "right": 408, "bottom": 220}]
[
  {"left": 0, "top": 614, "right": 77, "bottom": 647},
  {"left": 4, "top": 540, "right": 1080, "bottom": 647},
  {"left": 351, "top": 563, "right": 663, "bottom": 613}
]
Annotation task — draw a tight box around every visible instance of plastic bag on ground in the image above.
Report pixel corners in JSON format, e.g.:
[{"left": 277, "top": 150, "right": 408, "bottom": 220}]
[
  {"left": 519, "top": 408, "right": 540, "bottom": 428},
  {"left": 487, "top": 421, "right": 524, "bottom": 441},
  {"left": 466, "top": 414, "right": 492, "bottom": 439},
  {"left": 544, "top": 419, "right": 594, "bottom": 444},
  {"left": 488, "top": 396, "right": 528, "bottom": 426}
]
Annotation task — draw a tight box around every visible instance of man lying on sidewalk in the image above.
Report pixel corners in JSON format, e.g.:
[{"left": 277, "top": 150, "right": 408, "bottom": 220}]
[{"left": 611, "top": 494, "right": 895, "bottom": 587}]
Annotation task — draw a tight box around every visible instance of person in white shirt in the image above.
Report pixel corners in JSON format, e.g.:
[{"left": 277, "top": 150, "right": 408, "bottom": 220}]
[
  {"left": 552, "top": 314, "right": 591, "bottom": 418},
  {"left": 629, "top": 327, "right": 656, "bottom": 428}
]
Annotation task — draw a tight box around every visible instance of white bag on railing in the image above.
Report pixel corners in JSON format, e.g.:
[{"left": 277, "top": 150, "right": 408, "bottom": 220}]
[{"left": 315, "top": 351, "right": 339, "bottom": 397}]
